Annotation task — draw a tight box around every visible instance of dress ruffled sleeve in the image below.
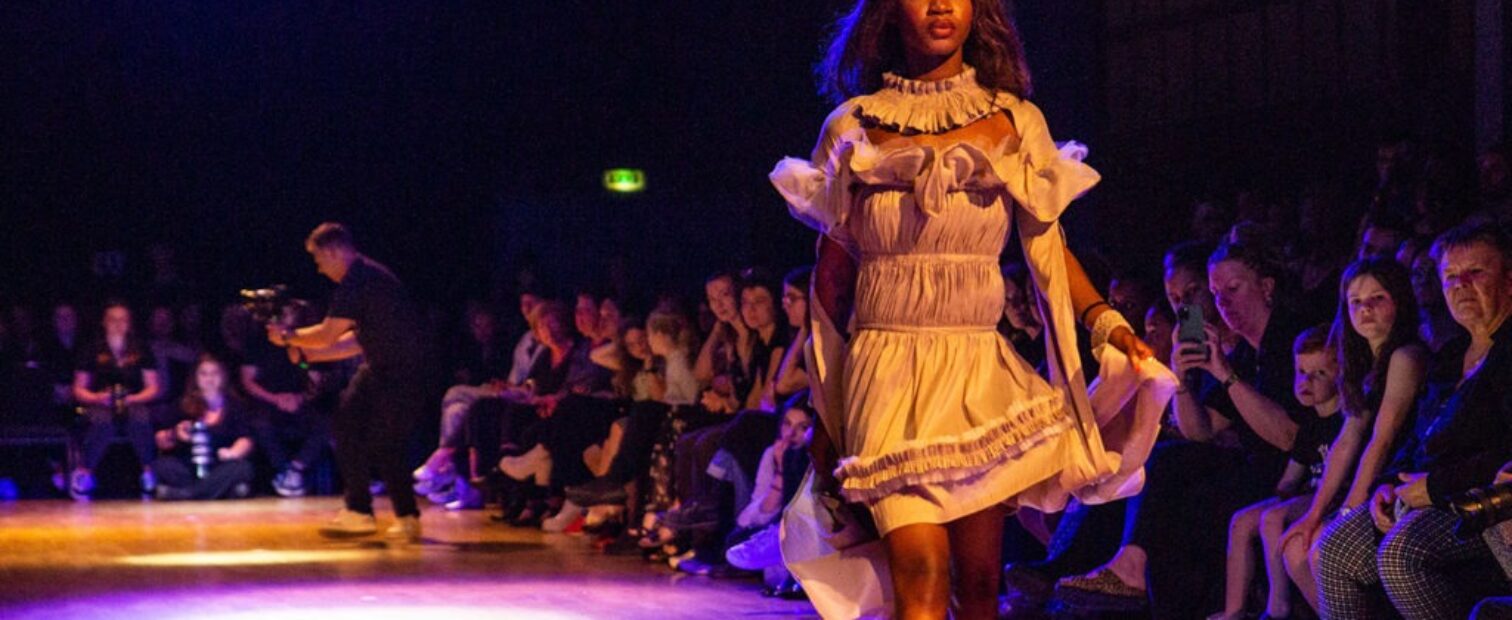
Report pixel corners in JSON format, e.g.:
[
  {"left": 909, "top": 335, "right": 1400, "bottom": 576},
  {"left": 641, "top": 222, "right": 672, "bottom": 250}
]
[
  {"left": 770, "top": 102, "right": 863, "bottom": 254},
  {"left": 993, "top": 95, "right": 1101, "bottom": 224}
]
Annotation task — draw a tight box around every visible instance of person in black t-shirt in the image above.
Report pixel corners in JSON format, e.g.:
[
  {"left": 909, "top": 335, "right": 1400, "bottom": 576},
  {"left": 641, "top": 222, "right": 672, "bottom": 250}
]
[
  {"left": 152, "top": 354, "right": 255, "bottom": 500},
  {"left": 268, "top": 222, "right": 428, "bottom": 541},
  {"left": 243, "top": 303, "right": 330, "bottom": 498},
  {"left": 70, "top": 301, "right": 162, "bottom": 500}
]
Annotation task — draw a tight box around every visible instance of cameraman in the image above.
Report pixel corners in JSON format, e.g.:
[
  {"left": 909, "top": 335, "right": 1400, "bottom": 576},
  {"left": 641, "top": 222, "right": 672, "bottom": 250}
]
[{"left": 267, "top": 222, "right": 428, "bottom": 542}]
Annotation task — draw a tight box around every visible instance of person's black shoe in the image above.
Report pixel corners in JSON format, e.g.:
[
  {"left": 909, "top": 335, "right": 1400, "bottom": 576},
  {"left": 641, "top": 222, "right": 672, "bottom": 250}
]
[
  {"left": 510, "top": 499, "right": 547, "bottom": 528},
  {"left": 1002, "top": 563, "right": 1056, "bottom": 605}
]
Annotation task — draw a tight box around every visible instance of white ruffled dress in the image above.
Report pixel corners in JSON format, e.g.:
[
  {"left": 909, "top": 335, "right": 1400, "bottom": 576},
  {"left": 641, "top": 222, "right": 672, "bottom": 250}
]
[{"left": 771, "top": 69, "right": 1166, "bottom": 537}]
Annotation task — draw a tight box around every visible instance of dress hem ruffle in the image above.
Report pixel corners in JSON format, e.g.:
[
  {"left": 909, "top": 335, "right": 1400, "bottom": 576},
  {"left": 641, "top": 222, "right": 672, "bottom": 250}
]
[{"left": 836, "top": 392, "right": 1073, "bottom": 504}]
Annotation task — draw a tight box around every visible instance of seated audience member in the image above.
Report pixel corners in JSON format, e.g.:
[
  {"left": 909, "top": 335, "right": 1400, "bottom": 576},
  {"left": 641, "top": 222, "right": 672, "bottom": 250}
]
[
  {"left": 1357, "top": 210, "right": 1411, "bottom": 262},
  {"left": 564, "top": 309, "right": 702, "bottom": 543},
  {"left": 1313, "top": 220, "right": 1512, "bottom": 619},
  {"left": 536, "top": 316, "right": 648, "bottom": 532},
  {"left": 486, "top": 300, "right": 609, "bottom": 521},
  {"left": 1107, "top": 269, "right": 1159, "bottom": 338},
  {"left": 452, "top": 302, "right": 509, "bottom": 387},
  {"left": 412, "top": 291, "right": 543, "bottom": 498},
  {"left": 1405, "top": 240, "right": 1468, "bottom": 352},
  {"left": 242, "top": 304, "right": 329, "bottom": 497},
  {"left": 768, "top": 267, "right": 812, "bottom": 405},
  {"left": 999, "top": 262, "right": 1046, "bottom": 370},
  {"left": 146, "top": 305, "right": 199, "bottom": 402},
  {"left": 1058, "top": 239, "right": 1305, "bottom": 618},
  {"left": 71, "top": 301, "right": 162, "bottom": 500},
  {"left": 1275, "top": 258, "right": 1428, "bottom": 615},
  {"left": 1212, "top": 326, "right": 1343, "bottom": 619},
  {"left": 43, "top": 303, "right": 82, "bottom": 408},
  {"left": 719, "top": 393, "right": 815, "bottom": 576},
  {"left": 152, "top": 354, "right": 256, "bottom": 500}
]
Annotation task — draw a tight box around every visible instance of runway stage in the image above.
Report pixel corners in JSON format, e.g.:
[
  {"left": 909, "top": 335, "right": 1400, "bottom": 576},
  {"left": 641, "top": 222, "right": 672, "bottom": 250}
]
[{"left": 0, "top": 497, "right": 818, "bottom": 619}]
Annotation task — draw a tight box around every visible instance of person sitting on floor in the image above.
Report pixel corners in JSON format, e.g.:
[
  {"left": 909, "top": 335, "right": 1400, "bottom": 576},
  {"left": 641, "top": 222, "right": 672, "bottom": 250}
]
[{"left": 152, "top": 353, "right": 256, "bottom": 501}]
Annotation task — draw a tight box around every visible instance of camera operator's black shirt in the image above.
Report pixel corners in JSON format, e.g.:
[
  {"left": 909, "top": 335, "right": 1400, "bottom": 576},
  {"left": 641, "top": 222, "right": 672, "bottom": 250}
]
[{"left": 328, "top": 256, "right": 425, "bottom": 372}]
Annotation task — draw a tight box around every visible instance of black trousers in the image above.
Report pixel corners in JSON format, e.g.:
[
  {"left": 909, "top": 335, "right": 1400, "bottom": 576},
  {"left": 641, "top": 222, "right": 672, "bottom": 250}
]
[
  {"left": 541, "top": 395, "right": 624, "bottom": 490},
  {"left": 1126, "top": 440, "right": 1274, "bottom": 620},
  {"left": 80, "top": 405, "right": 155, "bottom": 471},
  {"left": 601, "top": 401, "right": 673, "bottom": 485},
  {"left": 334, "top": 365, "right": 425, "bottom": 517},
  {"left": 153, "top": 456, "right": 254, "bottom": 500},
  {"left": 255, "top": 406, "right": 330, "bottom": 470},
  {"left": 457, "top": 398, "right": 541, "bottom": 479}
]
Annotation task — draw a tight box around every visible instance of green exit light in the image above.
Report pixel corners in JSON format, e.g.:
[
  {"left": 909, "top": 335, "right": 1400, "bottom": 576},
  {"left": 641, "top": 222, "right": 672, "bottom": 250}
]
[{"left": 603, "top": 168, "right": 647, "bottom": 193}]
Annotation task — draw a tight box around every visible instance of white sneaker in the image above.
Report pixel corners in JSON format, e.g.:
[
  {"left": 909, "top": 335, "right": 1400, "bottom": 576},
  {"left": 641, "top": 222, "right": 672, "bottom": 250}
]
[
  {"left": 541, "top": 500, "right": 585, "bottom": 533},
  {"left": 726, "top": 523, "right": 782, "bottom": 570},
  {"left": 385, "top": 516, "right": 422, "bottom": 543},
  {"left": 319, "top": 509, "right": 378, "bottom": 538}
]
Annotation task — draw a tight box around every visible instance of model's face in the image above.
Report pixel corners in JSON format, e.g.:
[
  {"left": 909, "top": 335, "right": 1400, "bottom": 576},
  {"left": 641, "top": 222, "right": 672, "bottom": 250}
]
[
  {"left": 1293, "top": 351, "right": 1338, "bottom": 407},
  {"left": 705, "top": 278, "right": 738, "bottom": 324},
  {"left": 103, "top": 307, "right": 132, "bottom": 340},
  {"left": 741, "top": 287, "right": 777, "bottom": 332},
  {"left": 781, "top": 284, "right": 808, "bottom": 329},
  {"left": 897, "top": 0, "right": 972, "bottom": 64},
  {"left": 1347, "top": 274, "right": 1397, "bottom": 345}
]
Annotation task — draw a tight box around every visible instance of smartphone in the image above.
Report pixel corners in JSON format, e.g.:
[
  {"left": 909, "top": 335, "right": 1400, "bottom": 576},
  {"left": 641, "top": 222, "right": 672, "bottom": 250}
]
[{"left": 1175, "top": 303, "right": 1208, "bottom": 359}]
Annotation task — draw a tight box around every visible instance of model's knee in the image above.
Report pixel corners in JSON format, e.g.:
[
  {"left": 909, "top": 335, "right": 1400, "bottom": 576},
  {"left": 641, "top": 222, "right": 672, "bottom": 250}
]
[{"left": 953, "top": 567, "right": 999, "bottom": 605}]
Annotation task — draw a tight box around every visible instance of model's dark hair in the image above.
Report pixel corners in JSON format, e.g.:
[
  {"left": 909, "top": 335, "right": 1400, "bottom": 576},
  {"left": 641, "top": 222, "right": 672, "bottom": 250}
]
[
  {"left": 1326, "top": 258, "right": 1421, "bottom": 417},
  {"left": 817, "top": 0, "right": 1032, "bottom": 104}
]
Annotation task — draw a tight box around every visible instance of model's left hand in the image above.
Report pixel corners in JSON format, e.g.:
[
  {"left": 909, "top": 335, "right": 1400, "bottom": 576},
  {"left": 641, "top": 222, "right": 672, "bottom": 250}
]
[
  {"left": 1108, "top": 326, "right": 1154, "bottom": 367},
  {"left": 1394, "top": 472, "right": 1432, "bottom": 509}
]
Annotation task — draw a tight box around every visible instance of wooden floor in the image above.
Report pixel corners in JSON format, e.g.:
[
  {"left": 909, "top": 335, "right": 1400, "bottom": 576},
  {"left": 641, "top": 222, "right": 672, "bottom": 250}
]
[{"left": 0, "top": 497, "right": 818, "bottom": 620}]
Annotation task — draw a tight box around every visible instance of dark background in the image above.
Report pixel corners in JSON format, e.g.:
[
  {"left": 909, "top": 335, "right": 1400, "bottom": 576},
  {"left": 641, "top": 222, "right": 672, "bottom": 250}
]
[{"left": 0, "top": 1, "right": 1493, "bottom": 311}]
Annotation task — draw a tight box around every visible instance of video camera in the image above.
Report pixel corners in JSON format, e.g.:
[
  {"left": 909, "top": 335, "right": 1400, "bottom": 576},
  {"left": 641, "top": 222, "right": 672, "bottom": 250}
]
[{"left": 239, "top": 285, "right": 307, "bottom": 325}]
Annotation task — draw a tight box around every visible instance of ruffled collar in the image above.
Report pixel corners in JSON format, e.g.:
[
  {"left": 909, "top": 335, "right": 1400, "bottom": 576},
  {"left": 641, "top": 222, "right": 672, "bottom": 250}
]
[{"left": 853, "top": 66, "right": 1002, "bottom": 136}]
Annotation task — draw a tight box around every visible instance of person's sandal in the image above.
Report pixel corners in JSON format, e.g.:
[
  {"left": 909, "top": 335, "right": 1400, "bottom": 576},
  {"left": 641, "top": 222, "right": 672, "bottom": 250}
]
[{"left": 1054, "top": 570, "right": 1147, "bottom": 611}]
